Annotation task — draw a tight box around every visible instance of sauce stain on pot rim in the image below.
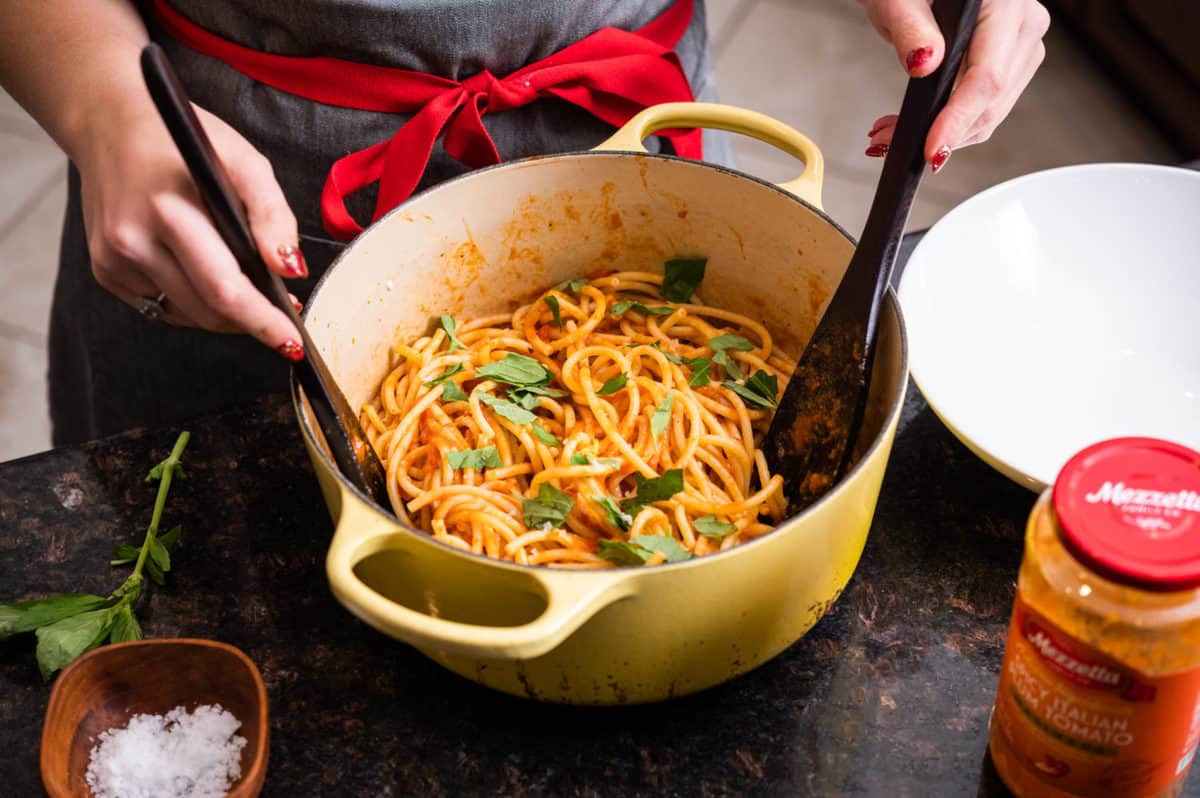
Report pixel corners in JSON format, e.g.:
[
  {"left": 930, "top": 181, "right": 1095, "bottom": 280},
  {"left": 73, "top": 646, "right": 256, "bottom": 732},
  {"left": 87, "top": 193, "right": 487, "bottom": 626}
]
[
  {"left": 308, "top": 153, "right": 844, "bottom": 358},
  {"left": 306, "top": 150, "right": 855, "bottom": 310}
]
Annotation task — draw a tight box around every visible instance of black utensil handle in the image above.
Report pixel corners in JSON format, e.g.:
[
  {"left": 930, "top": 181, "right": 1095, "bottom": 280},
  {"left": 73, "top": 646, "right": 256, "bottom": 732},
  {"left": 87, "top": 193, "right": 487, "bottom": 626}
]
[
  {"left": 761, "top": 0, "right": 981, "bottom": 512},
  {"left": 850, "top": 0, "right": 981, "bottom": 345},
  {"left": 140, "top": 46, "right": 261, "bottom": 290},
  {"left": 139, "top": 44, "right": 386, "bottom": 499}
]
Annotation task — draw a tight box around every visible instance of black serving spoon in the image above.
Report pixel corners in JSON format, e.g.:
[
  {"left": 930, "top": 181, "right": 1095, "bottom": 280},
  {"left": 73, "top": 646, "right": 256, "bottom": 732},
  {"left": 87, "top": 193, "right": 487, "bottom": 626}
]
[
  {"left": 763, "top": 0, "right": 980, "bottom": 516},
  {"left": 140, "top": 43, "right": 392, "bottom": 512}
]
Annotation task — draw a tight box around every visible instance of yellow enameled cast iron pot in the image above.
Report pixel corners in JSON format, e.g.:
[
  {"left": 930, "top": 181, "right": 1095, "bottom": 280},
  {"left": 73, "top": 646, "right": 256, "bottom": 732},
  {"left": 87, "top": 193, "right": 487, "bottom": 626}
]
[{"left": 294, "top": 103, "right": 908, "bottom": 704}]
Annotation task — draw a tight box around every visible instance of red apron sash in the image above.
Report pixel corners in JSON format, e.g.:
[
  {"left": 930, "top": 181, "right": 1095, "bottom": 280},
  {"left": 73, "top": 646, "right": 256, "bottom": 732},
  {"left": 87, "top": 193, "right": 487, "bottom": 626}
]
[{"left": 147, "top": 0, "right": 702, "bottom": 240}]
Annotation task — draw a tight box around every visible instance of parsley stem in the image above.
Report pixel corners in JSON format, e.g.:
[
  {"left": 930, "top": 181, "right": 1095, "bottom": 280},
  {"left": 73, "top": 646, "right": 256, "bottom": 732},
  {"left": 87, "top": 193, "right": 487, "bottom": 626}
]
[{"left": 131, "top": 431, "right": 190, "bottom": 582}]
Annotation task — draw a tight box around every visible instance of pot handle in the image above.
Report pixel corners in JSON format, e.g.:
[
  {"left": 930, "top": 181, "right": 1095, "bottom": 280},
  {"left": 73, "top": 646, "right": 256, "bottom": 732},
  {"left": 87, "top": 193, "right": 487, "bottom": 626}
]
[
  {"left": 595, "top": 101, "right": 825, "bottom": 209},
  {"left": 325, "top": 498, "right": 635, "bottom": 659}
]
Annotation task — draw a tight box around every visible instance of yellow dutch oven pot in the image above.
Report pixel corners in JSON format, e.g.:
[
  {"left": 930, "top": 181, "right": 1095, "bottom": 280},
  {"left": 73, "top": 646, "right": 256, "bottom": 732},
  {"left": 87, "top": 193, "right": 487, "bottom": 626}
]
[{"left": 295, "top": 103, "right": 908, "bottom": 704}]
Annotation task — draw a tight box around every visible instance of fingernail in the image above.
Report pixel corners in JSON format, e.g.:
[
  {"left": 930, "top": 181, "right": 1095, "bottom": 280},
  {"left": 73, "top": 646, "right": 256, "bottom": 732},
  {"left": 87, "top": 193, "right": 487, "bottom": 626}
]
[
  {"left": 290, "top": 294, "right": 304, "bottom": 313},
  {"left": 277, "top": 340, "right": 304, "bottom": 362},
  {"left": 867, "top": 122, "right": 888, "bottom": 138},
  {"left": 277, "top": 244, "right": 308, "bottom": 278},
  {"left": 930, "top": 145, "right": 952, "bottom": 173},
  {"left": 865, "top": 143, "right": 889, "bottom": 158},
  {"left": 906, "top": 47, "right": 933, "bottom": 73}
]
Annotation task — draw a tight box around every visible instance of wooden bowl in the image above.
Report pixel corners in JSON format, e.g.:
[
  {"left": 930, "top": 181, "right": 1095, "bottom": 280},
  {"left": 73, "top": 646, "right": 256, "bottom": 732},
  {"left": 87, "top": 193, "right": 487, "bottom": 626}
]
[{"left": 40, "top": 638, "right": 268, "bottom": 797}]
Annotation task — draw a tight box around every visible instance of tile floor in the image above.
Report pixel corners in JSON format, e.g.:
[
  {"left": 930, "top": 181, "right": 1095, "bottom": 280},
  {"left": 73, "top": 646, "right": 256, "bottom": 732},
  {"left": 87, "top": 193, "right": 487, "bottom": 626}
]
[{"left": 0, "top": 0, "right": 1178, "bottom": 462}]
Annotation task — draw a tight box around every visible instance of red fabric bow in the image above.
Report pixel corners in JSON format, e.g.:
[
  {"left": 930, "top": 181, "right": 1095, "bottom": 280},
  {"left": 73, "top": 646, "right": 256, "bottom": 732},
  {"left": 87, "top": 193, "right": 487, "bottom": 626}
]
[{"left": 148, "top": 0, "right": 701, "bottom": 240}]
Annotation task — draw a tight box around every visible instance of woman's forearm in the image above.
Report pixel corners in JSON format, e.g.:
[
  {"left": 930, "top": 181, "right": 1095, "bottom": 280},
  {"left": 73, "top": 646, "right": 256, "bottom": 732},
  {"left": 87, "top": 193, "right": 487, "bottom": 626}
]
[
  {"left": 0, "top": 0, "right": 151, "bottom": 160},
  {"left": 1, "top": 0, "right": 307, "bottom": 359}
]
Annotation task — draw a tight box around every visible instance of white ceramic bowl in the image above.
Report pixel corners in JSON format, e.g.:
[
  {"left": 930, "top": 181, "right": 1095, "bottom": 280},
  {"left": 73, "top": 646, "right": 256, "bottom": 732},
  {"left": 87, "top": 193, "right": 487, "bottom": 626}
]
[{"left": 897, "top": 163, "right": 1200, "bottom": 490}]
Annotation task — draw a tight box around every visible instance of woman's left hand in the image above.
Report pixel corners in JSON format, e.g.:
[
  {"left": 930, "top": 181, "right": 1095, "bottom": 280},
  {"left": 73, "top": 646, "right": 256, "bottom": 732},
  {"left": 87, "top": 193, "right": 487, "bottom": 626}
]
[{"left": 860, "top": 0, "right": 1051, "bottom": 172}]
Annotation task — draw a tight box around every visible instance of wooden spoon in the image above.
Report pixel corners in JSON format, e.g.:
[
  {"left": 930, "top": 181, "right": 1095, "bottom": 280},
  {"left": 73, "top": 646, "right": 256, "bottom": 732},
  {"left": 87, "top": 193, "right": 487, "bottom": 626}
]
[
  {"left": 139, "top": 44, "right": 391, "bottom": 512},
  {"left": 763, "top": 0, "right": 980, "bottom": 516}
]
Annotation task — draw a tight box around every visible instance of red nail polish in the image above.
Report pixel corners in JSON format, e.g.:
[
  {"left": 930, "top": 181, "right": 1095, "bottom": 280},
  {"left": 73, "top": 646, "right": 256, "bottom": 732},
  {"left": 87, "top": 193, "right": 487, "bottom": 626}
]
[
  {"left": 906, "top": 47, "right": 933, "bottom": 73},
  {"left": 277, "top": 244, "right": 308, "bottom": 278},
  {"left": 292, "top": 300, "right": 303, "bottom": 313},
  {"left": 865, "top": 143, "right": 889, "bottom": 158},
  {"left": 867, "top": 123, "right": 887, "bottom": 138},
  {"left": 277, "top": 340, "right": 304, "bottom": 362},
  {"left": 930, "top": 145, "right": 952, "bottom": 173}
]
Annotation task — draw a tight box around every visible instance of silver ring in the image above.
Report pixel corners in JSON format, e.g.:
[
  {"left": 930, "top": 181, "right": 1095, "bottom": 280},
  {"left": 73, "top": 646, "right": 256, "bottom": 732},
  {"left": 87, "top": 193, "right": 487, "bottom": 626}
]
[{"left": 138, "top": 292, "right": 167, "bottom": 321}]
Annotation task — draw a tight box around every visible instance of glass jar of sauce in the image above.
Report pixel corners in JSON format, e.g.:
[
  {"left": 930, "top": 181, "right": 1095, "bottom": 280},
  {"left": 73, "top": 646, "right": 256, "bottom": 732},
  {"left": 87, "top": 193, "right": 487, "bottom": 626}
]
[{"left": 989, "top": 437, "right": 1200, "bottom": 798}]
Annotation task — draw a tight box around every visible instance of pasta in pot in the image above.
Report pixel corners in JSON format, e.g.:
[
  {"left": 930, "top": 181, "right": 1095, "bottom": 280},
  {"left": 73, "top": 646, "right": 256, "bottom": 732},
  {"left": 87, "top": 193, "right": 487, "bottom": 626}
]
[{"left": 360, "top": 258, "right": 792, "bottom": 568}]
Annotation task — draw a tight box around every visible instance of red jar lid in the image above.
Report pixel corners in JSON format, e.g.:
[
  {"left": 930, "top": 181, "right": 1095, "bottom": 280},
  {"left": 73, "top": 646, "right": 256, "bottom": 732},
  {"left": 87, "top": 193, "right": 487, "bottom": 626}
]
[{"left": 1053, "top": 437, "right": 1200, "bottom": 592}]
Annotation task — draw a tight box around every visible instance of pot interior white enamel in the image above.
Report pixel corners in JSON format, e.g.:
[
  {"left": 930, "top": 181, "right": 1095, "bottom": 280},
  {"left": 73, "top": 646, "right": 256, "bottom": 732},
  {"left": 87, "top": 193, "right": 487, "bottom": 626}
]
[{"left": 305, "top": 152, "right": 864, "bottom": 415}]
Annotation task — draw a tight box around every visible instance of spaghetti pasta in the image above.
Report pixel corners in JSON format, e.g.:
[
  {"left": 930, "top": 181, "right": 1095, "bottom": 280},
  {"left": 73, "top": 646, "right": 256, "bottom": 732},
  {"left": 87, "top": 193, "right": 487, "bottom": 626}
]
[{"left": 360, "top": 260, "right": 794, "bottom": 568}]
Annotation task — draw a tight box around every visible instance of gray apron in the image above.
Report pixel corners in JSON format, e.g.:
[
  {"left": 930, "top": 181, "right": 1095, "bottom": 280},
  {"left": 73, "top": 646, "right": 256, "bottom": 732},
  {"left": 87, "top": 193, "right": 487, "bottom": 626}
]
[{"left": 48, "top": 0, "right": 728, "bottom": 445}]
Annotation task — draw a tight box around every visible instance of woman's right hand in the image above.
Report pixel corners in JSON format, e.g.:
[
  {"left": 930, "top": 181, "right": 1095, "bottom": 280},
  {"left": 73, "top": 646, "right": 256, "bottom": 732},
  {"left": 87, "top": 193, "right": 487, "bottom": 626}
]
[{"left": 75, "top": 100, "right": 308, "bottom": 361}]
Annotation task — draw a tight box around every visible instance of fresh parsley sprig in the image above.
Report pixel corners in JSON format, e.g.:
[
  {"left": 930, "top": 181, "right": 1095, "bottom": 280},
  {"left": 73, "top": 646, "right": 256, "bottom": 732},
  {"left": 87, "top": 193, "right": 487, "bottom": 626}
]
[
  {"left": 710, "top": 333, "right": 754, "bottom": 380},
  {"left": 446, "top": 446, "right": 502, "bottom": 471},
  {"left": 555, "top": 278, "right": 588, "bottom": 294},
  {"left": 650, "top": 394, "right": 674, "bottom": 438},
  {"left": 507, "top": 385, "right": 568, "bottom": 410},
  {"left": 619, "top": 469, "right": 685, "bottom": 517},
  {"left": 655, "top": 344, "right": 712, "bottom": 387},
  {"left": 0, "top": 431, "right": 191, "bottom": 679},
  {"left": 475, "top": 353, "right": 554, "bottom": 387},
  {"left": 594, "top": 496, "right": 632, "bottom": 531},
  {"left": 423, "top": 363, "right": 464, "bottom": 388},
  {"left": 442, "top": 382, "right": 469, "bottom": 402},
  {"left": 570, "top": 454, "right": 622, "bottom": 470},
  {"left": 596, "top": 374, "right": 628, "bottom": 395},
  {"left": 545, "top": 295, "right": 563, "bottom": 328},
  {"left": 660, "top": 257, "right": 707, "bottom": 303},
  {"left": 597, "top": 535, "right": 693, "bottom": 566},
  {"left": 723, "top": 370, "right": 780, "bottom": 409},
  {"left": 477, "top": 393, "right": 561, "bottom": 446},
  {"left": 441, "top": 315, "right": 466, "bottom": 351},
  {"left": 523, "top": 484, "right": 575, "bottom": 529},
  {"left": 694, "top": 515, "right": 737, "bottom": 539},
  {"left": 611, "top": 300, "right": 673, "bottom": 317}
]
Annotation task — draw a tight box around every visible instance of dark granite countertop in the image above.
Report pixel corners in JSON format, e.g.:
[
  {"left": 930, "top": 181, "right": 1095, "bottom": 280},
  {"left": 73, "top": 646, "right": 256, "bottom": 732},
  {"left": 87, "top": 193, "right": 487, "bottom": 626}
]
[{"left": 2, "top": 235, "right": 1196, "bottom": 797}]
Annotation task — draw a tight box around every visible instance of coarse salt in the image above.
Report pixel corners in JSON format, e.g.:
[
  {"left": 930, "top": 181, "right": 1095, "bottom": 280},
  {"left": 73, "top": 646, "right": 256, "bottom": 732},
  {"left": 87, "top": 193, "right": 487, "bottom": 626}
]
[{"left": 85, "top": 703, "right": 247, "bottom": 798}]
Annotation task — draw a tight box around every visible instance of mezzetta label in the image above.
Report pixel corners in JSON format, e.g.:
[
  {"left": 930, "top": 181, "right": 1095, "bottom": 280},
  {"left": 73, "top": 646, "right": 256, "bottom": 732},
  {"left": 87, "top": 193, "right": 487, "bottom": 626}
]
[
  {"left": 1023, "top": 617, "right": 1156, "bottom": 701},
  {"left": 994, "top": 598, "right": 1200, "bottom": 796},
  {"left": 1085, "top": 481, "right": 1200, "bottom": 513}
]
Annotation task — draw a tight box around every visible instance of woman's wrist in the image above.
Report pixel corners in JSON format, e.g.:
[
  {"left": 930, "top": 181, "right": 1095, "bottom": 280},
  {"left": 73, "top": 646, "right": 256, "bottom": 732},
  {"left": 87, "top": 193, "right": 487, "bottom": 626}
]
[
  {"left": 0, "top": 0, "right": 153, "bottom": 162},
  {"left": 57, "top": 68, "right": 158, "bottom": 166}
]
